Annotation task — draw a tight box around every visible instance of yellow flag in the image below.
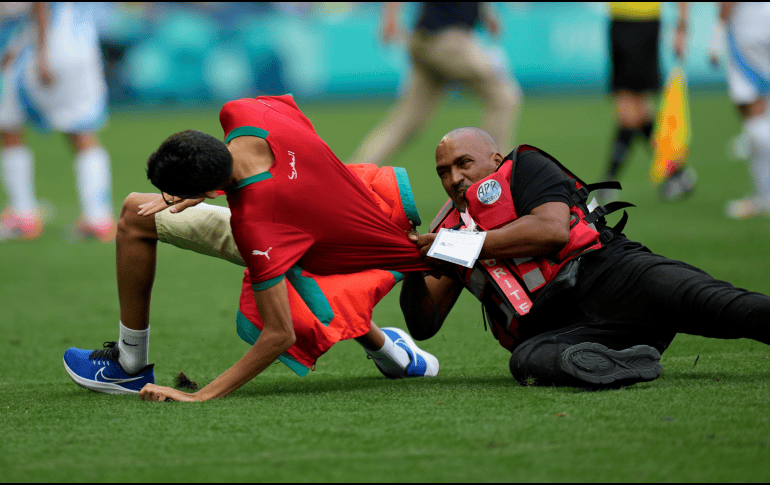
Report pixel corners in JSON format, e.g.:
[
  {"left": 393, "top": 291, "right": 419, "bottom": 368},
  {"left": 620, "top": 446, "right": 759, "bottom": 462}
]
[{"left": 650, "top": 66, "right": 691, "bottom": 185}]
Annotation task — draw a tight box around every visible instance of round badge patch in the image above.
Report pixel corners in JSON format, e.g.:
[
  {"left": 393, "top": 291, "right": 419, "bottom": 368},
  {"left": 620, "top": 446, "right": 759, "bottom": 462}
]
[{"left": 477, "top": 180, "right": 502, "bottom": 205}]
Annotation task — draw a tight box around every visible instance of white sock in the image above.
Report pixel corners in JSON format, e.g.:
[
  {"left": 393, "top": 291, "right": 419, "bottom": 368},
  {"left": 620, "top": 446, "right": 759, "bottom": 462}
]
[
  {"left": 744, "top": 115, "right": 770, "bottom": 203},
  {"left": 1, "top": 146, "right": 38, "bottom": 214},
  {"left": 366, "top": 331, "right": 411, "bottom": 376},
  {"left": 118, "top": 321, "right": 150, "bottom": 375},
  {"left": 74, "top": 146, "right": 113, "bottom": 223}
]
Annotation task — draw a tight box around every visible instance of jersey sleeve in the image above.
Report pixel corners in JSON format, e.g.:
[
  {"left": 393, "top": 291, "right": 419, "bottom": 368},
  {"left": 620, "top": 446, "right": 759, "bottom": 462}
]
[{"left": 512, "top": 150, "right": 573, "bottom": 216}]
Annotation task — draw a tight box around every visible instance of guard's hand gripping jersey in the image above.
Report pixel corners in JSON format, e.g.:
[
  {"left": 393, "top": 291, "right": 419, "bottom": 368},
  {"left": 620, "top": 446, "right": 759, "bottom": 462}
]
[{"left": 429, "top": 145, "right": 633, "bottom": 351}]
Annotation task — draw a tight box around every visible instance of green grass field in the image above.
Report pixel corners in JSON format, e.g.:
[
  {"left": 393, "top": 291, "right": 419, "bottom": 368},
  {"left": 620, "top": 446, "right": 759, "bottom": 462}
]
[{"left": 1, "top": 93, "right": 769, "bottom": 482}]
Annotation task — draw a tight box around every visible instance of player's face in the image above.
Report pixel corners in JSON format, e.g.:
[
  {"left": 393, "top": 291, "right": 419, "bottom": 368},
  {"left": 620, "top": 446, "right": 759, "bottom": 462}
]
[{"left": 435, "top": 136, "right": 501, "bottom": 211}]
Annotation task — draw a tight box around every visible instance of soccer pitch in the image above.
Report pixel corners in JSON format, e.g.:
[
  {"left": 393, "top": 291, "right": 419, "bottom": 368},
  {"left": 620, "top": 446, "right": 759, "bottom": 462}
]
[{"left": 1, "top": 93, "right": 769, "bottom": 482}]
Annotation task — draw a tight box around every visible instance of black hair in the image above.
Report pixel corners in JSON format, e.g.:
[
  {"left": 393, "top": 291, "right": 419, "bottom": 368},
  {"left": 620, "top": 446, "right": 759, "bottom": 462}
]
[{"left": 146, "top": 130, "right": 233, "bottom": 197}]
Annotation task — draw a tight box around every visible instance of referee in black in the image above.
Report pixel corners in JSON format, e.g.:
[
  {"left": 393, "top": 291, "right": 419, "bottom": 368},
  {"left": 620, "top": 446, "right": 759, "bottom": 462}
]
[{"left": 602, "top": 2, "right": 694, "bottom": 201}]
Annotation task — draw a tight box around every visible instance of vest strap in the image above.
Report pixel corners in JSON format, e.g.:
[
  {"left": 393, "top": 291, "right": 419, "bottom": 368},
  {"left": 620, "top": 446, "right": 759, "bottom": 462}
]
[
  {"left": 511, "top": 257, "right": 547, "bottom": 292},
  {"left": 583, "top": 201, "right": 635, "bottom": 224},
  {"left": 430, "top": 199, "right": 456, "bottom": 233},
  {"left": 599, "top": 210, "right": 630, "bottom": 244},
  {"left": 570, "top": 181, "right": 623, "bottom": 206},
  {"left": 478, "top": 259, "right": 533, "bottom": 317}
]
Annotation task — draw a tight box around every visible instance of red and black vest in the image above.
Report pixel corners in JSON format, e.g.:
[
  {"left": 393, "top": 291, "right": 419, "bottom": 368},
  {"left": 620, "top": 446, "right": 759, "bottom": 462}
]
[{"left": 429, "top": 145, "right": 632, "bottom": 352}]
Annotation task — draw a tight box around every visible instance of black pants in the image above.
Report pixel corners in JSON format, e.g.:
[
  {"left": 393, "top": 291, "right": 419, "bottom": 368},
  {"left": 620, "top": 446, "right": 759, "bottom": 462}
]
[{"left": 509, "top": 251, "right": 770, "bottom": 386}]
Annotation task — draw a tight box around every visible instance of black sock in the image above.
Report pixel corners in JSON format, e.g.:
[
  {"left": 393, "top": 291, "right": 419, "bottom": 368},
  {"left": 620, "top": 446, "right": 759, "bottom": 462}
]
[
  {"left": 638, "top": 121, "right": 654, "bottom": 146},
  {"left": 606, "top": 128, "right": 635, "bottom": 180}
]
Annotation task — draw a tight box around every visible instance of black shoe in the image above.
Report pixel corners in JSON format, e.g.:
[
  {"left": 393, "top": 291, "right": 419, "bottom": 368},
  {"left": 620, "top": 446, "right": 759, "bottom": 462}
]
[{"left": 558, "top": 342, "right": 662, "bottom": 387}]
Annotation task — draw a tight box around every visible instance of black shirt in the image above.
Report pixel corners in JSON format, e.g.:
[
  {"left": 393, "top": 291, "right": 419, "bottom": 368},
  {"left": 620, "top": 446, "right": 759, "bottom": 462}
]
[
  {"left": 414, "top": 2, "right": 481, "bottom": 33},
  {"left": 509, "top": 149, "right": 650, "bottom": 294}
]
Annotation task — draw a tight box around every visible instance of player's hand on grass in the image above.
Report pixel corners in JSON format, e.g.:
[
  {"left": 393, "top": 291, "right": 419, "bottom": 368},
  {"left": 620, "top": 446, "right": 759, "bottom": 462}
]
[
  {"left": 139, "top": 383, "right": 198, "bottom": 402},
  {"left": 137, "top": 194, "right": 205, "bottom": 216}
]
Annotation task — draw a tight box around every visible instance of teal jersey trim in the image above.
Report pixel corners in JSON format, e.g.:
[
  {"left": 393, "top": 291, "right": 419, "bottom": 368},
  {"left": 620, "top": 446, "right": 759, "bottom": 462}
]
[
  {"left": 388, "top": 271, "right": 405, "bottom": 283},
  {"left": 225, "top": 126, "right": 269, "bottom": 144},
  {"left": 236, "top": 311, "right": 310, "bottom": 377},
  {"left": 234, "top": 171, "right": 272, "bottom": 190},
  {"left": 393, "top": 167, "right": 422, "bottom": 226},
  {"left": 251, "top": 274, "right": 284, "bottom": 291},
  {"left": 285, "top": 266, "right": 334, "bottom": 326}
]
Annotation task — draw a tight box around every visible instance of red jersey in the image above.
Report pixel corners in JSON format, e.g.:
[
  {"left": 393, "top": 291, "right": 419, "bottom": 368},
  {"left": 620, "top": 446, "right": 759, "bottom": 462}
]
[{"left": 221, "top": 95, "right": 427, "bottom": 289}]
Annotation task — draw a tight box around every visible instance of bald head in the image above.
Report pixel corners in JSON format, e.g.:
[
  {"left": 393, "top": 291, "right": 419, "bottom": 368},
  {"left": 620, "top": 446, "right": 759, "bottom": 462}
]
[
  {"left": 435, "top": 127, "right": 504, "bottom": 211},
  {"left": 438, "top": 127, "right": 499, "bottom": 157}
]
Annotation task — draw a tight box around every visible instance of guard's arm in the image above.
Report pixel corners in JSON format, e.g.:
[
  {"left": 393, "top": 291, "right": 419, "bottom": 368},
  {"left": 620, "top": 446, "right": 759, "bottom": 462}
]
[
  {"left": 400, "top": 270, "right": 464, "bottom": 341},
  {"left": 139, "top": 279, "right": 295, "bottom": 402},
  {"left": 478, "top": 201, "right": 570, "bottom": 260},
  {"left": 414, "top": 202, "right": 570, "bottom": 261}
]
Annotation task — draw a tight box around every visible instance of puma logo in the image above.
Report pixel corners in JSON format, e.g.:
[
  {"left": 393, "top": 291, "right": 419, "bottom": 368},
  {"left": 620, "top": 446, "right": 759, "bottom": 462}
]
[
  {"left": 252, "top": 247, "right": 273, "bottom": 260},
  {"left": 288, "top": 151, "right": 297, "bottom": 180}
]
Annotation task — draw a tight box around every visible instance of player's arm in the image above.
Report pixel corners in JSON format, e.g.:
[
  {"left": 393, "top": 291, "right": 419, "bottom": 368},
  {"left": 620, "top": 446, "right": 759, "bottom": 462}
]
[
  {"left": 674, "top": 2, "right": 689, "bottom": 60},
  {"left": 413, "top": 202, "right": 570, "bottom": 261},
  {"left": 719, "top": 2, "right": 736, "bottom": 21},
  {"left": 381, "top": 2, "right": 402, "bottom": 43},
  {"left": 481, "top": 2, "right": 501, "bottom": 38},
  {"left": 710, "top": 3, "right": 736, "bottom": 67},
  {"left": 32, "top": 2, "right": 52, "bottom": 85},
  {"left": 139, "top": 279, "right": 295, "bottom": 402}
]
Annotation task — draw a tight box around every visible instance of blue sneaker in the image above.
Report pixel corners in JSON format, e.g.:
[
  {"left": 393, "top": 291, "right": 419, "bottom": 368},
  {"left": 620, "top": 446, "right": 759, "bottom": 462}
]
[
  {"left": 370, "top": 327, "right": 439, "bottom": 378},
  {"left": 63, "top": 341, "right": 154, "bottom": 394}
]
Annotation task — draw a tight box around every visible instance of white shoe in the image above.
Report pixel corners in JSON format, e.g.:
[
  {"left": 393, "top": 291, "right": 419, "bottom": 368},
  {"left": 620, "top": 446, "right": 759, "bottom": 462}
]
[
  {"left": 725, "top": 196, "right": 770, "bottom": 219},
  {"left": 370, "top": 327, "right": 440, "bottom": 378},
  {"left": 660, "top": 167, "right": 697, "bottom": 201}
]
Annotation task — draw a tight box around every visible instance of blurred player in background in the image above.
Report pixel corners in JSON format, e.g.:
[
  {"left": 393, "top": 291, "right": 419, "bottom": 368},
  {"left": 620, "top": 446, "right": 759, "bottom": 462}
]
[
  {"left": 708, "top": 2, "right": 770, "bottom": 219},
  {"left": 347, "top": 2, "right": 521, "bottom": 167},
  {"left": 601, "top": 2, "right": 695, "bottom": 202},
  {"left": 0, "top": 2, "right": 115, "bottom": 241}
]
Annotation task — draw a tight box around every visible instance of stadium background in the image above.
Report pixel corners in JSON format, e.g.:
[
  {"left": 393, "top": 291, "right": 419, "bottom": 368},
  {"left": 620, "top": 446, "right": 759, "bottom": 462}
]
[
  {"left": 2, "top": 2, "right": 770, "bottom": 482},
  {"left": 100, "top": 2, "right": 722, "bottom": 102}
]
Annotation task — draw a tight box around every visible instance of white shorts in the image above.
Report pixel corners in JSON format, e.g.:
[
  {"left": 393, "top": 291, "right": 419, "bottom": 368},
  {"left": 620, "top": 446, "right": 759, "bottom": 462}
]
[
  {"left": 727, "top": 3, "right": 770, "bottom": 105},
  {"left": 0, "top": 3, "right": 108, "bottom": 133},
  {"left": 155, "top": 202, "right": 245, "bottom": 267}
]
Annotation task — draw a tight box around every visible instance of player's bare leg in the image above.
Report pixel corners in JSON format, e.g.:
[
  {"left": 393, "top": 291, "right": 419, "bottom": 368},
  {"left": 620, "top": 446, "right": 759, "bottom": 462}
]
[
  {"left": 116, "top": 193, "right": 161, "bottom": 331},
  {"left": 0, "top": 130, "right": 43, "bottom": 240},
  {"left": 346, "top": 62, "right": 444, "bottom": 167},
  {"left": 66, "top": 132, "right": 116, "bottom": 241},
  {"left": 601, "top": 90, "right": 669, "bottom": 202},
  {"left": 61, "top": 193, "right": 159, "bottom": 392},
  {"left": 726, "top": 98, "right": 770, "bottom": 218}
]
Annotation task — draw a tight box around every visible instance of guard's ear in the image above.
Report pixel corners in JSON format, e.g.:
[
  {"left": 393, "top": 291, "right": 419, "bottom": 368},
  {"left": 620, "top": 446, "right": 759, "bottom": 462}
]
[{"left": 492, "top": 152, "right": 504, "bottom": 168}]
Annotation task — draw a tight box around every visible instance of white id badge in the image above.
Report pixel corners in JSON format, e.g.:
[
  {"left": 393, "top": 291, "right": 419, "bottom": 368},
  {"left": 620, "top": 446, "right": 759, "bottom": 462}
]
[{"left": 426, "top": 228, "right": 487, "bottom": 268}]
